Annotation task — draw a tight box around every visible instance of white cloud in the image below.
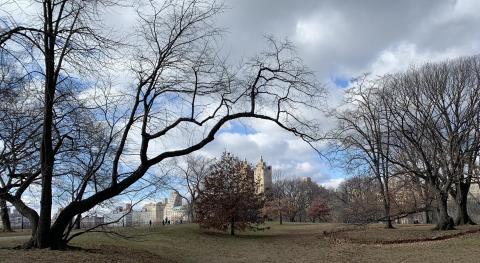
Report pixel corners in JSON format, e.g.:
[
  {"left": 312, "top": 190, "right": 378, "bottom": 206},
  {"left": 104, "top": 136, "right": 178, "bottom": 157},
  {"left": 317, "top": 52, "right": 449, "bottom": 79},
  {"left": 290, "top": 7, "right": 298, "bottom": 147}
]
[
  {"left": 198, "top": 119, "right": 337, "bottom": 185},
  {"left": 369, "top": 42, "right": 476, "bottom": 76},
  {"left": 294, "top": 10, "right": 345, "bottom": 48},
  {"left": 321, "top": 178, "right": 344, "bottom": 189},
  {"left": 295, "top": 162, "right": 315, "bottom": 174}
]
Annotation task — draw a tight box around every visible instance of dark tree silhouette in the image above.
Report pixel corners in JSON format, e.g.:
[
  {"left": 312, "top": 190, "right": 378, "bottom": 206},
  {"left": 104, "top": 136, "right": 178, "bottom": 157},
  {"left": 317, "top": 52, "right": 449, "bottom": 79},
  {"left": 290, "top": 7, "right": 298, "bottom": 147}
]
[{"left": 0, "top": 0, "right": 323, "bottom": 248}]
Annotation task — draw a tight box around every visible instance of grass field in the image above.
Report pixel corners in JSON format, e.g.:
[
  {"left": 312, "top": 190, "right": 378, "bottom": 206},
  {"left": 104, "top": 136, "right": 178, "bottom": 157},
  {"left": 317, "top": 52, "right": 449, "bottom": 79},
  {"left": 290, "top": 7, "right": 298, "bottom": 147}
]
[{"left": 1, "top": 223, "right": 480, "bottom": 262}]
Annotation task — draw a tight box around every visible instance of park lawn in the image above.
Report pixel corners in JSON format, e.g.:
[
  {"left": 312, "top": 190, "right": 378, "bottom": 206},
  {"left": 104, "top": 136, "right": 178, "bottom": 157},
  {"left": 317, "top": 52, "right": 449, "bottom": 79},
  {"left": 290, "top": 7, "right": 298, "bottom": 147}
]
[
  {"left": 329, "top": 223, "right": 480, "bottom": 243},
  {"left": 1, "top": 223, "right": 480, "bottom": 262},
  {"left": 0, "top": 229, "right": 31, "bottom": 238}
]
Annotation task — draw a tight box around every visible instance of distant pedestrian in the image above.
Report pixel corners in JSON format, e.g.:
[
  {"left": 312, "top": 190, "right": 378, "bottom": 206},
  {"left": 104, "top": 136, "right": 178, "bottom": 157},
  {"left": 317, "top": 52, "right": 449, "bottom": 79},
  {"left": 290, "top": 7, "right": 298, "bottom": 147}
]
[
  {"left": 168, "top": 220, "right": 171, "bottom": 225},
  {"left": 162, "top": 219, "right": 165, "bottom": 225},
  {"left": 149, "top": 220, "right": 152, "bottom": 227}
]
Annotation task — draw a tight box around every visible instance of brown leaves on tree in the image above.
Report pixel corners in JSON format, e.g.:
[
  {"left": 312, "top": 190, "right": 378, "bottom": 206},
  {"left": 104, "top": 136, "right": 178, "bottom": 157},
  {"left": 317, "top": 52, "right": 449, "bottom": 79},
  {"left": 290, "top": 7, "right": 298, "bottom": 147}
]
[
  {"left": 308, "top": 199, "right": 330, "bottom": 223},
  {"left": 196, "top": 152, "right": 264, "bottom": 235}
]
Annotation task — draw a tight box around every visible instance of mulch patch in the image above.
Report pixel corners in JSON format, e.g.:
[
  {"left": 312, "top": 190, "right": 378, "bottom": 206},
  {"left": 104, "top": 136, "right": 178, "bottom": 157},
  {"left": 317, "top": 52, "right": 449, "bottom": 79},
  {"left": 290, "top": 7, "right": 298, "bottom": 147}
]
[{"left": 322, "top": 225, "right": 480, "bottom": 245}]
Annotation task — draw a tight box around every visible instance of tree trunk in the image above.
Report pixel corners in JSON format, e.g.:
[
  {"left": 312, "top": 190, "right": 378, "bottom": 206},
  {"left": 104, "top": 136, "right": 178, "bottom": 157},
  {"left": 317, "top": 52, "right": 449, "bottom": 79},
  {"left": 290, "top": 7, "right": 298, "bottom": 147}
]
[
  {"left": 36, "top": 165, "right": 149, "bottom": 249},
  {"left": 454, "top": 183, "right": 475, "bottom": 225},
  {"left": 424, "top": 210, "right": 432, "bottom": 224},
  {"left": 0, "top": 199, "right": 12, "bottom": 232},
  {"left": 279, "top": 211, "right": 283, "bottom": 225},
  {"left": 230, "top": 217, "right": 235, "bottom": 236},
  {"left": 3, "top": 194, "right": 40, "bottom": 248},
  {"left": 435, "top": 192, "right": 454, "bottom": 230},
  {"left": 36, "top": 3, "right": 57, "bottom": 248},
  {"left": 189, "top": 203, "right": 195, "bottom": 223},
  {"left": 383, "top": 199, "right": 394, "bottom": 229},
  {"left": 377, "top": 175, "right": 394, "bottom": 229}
]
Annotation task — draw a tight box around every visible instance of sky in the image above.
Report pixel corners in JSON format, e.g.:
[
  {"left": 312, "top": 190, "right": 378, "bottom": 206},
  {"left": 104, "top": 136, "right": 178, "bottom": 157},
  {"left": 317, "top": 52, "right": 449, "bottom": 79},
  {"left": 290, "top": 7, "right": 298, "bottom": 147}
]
[
  {"left": 3, "top": 0, "right": 480, "bottom": 204},
  {"left": 188, "top": 0, "right": 480, "bottom": 189},
  {"left": 84, "top": 0, "right": 480, "bottom": 211}
]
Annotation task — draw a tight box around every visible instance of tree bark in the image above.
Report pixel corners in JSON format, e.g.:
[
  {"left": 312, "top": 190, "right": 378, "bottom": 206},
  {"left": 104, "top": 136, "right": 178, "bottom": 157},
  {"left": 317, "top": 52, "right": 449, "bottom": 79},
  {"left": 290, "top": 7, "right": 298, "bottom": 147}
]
[
  {"left": 434, "top": 192, "right": 455, "bottom": 230},
  {"left": 424, "top": 210, "right": 432, "bottom": 224},
  {"left": 0, "top": 199, "right": 12, "bottom": 232},
  {"left": 36, "top": 1, "right": 57, "bottom": 249},
  {"left": 383, "top": 197, "right": 394, "bottom": 229},
  {"left": 454, "top": 183, "right": 475, "bottom": 225},
  {"left": 3, "top": 194, "right": 39, "bottom": 248},
  {"left": 39, "top": 166, "right": 148, "bottom": 249},
  {"left": 377, "top": 173, "right": 394, "bottom": 229}
]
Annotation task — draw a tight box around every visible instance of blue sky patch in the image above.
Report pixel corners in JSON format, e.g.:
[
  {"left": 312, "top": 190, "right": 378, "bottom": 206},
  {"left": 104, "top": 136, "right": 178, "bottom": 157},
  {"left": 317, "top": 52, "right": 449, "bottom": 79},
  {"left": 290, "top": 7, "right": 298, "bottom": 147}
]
[
  {"left": 333, "top": 77, "right": 350, "bottom": 88},
  {"left": 219, "top": 120, "right": 257, "bottom": 135}
]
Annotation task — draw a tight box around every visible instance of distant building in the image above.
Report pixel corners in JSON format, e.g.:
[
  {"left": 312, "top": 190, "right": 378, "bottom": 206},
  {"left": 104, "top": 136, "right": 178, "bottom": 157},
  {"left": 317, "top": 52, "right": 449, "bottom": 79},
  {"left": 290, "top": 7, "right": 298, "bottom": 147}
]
[
  {"left": 138, "top": 202, "right": 166, "bottom": 224},
  {"left": 104, "top": 205, "right": 133, "bottom": 227},
  {"left": 302, "top": 177, "right": 312, "bottom": 183},
  {"left": 254, "top": 157, "right": 273, "bottom": 194},
  {"left": 164, "top": 191, "right": 186, "bottom": 223},
  {"left": 103, "top": 191, "right": 187, "bottom": 227},
  {"left": 81, "top": 215, "right": 105, "bottom": 228}
]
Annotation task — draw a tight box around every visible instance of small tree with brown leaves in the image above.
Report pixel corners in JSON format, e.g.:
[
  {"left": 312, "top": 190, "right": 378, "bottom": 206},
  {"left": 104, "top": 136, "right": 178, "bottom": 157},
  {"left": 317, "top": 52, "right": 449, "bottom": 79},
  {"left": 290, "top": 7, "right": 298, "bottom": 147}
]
[
  {"left": 196, "top": 153, "right": 264, "bottom": 236},
  {"left": 308, "top": 199, "right": 330, "bottom": 222}
]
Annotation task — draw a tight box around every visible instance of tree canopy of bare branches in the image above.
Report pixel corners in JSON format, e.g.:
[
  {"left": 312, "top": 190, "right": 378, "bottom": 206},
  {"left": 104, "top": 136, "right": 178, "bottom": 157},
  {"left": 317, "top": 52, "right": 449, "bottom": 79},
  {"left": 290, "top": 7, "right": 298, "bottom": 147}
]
[{"left": 0, "top": 0, "right": 324, "bottom": 249}]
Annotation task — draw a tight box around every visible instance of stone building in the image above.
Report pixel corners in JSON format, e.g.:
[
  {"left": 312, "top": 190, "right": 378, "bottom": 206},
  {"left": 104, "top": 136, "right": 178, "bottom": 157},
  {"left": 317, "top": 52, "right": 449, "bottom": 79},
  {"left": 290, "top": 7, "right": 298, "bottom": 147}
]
[
  {"left": 104, "top": 205, "right": 133, "bottom": 227},
  {"left": 163, "top": 191, "right": 186, "bottom": 222},
  {"left": 139, "top": 202, "right": 166, "bottom": 224},
  {"left": 254, "top": 157, "right": 273, "bottom": 194},
  {"left": 80, "top": 215, "right": 105, "bottom": 228},
  {"left": 103, "top": 191, "right": 187, "bottom": 227}
]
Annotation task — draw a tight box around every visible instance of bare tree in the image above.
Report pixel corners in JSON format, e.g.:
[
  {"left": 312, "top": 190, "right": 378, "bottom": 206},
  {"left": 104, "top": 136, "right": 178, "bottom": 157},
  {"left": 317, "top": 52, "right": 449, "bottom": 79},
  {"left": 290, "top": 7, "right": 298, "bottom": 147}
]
[
  {"left": 0, "top": 0, "right": 324, "bottom": 249},
  {"left": 273, "top": 177, "right": 326, "bottom": 222},
  {"left": 263, "top": 171, "right": 288, "bottom": 224},
  {"left": 171, "top": 154, "right": 212, "bottom": 222},
  {"left": 383, "top": 56, "right": 480, "bottom": 229},
  {"left": 0, "top": 51, "right": 42, "bottom": 234},
  {"left": 439, "top": 57, "right": 480, "bottom": 225},
  {"left": 334, "top": 75, "right": 396, "bottom": 228},
  {"left": 334, "top": 176, "right": 384, "bottom": 224}
]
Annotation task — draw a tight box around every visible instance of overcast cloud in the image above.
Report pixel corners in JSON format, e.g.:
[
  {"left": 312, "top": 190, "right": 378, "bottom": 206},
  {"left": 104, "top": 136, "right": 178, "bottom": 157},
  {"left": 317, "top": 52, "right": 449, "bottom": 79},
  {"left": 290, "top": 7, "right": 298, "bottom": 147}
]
[
  {"left": 194, "top": 0, "right": 480, "bottom": 188},
  {"left": 8, "top": 0, "right": 479, "bottom": 190}
]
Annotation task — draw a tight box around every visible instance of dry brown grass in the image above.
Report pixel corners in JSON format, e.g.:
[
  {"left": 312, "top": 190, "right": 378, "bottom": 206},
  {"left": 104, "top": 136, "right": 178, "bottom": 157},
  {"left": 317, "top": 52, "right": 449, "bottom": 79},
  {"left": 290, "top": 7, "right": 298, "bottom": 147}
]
[
  {"left": 327, "top": 223, "right": 480, "bottom": 244},
  {"left": 1, "top": 223, "right": 480, "bottom": 262}
]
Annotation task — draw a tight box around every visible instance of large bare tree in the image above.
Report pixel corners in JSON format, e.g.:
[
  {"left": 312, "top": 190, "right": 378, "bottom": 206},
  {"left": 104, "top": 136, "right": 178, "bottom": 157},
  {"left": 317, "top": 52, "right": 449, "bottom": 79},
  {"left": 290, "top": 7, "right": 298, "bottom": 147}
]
[
  {"left": 334, "top": 75, "right": 396, "bottom": 228},
  {"left": 0, "top": 0, "right": 324, "bottom": 249},
  {"left": 383, "top": 56, "right": 480, "bottom": 229},
  {"left": 0, "top": 51, "right": 43, "bottom": 233}
]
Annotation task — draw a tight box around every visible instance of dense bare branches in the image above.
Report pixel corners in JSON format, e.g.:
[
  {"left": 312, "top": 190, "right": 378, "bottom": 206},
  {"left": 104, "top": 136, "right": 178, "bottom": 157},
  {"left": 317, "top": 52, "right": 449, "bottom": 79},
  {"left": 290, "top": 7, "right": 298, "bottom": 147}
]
[
  {"left": 170, "top": 154, "right": 212, "bottom": 222},
  {"left": 335, "top": 55, "right": 480, "bottom": 230},
  {"left": 0, "top": 0, "right": 325, "bottom": 249},
  {"left": 334, "top": 75, "right": 396, "bottom": 228}
]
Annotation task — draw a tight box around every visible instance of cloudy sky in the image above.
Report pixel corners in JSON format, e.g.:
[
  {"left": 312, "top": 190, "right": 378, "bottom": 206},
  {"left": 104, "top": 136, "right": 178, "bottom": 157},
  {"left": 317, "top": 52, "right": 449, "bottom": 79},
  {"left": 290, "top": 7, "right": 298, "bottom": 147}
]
[
  {"left": 191, "top": 0, "right": 480, "bottom": 188},
  {"left": 4, "top": 0, "right": 480, "bottom": 193}
]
